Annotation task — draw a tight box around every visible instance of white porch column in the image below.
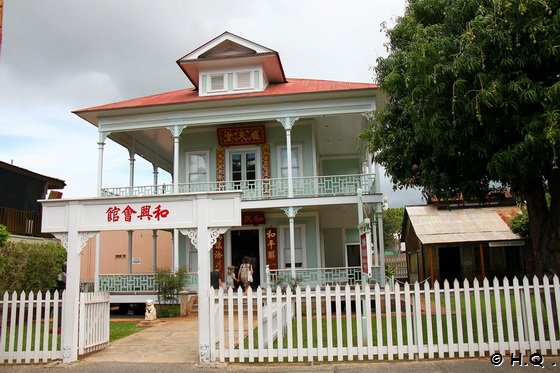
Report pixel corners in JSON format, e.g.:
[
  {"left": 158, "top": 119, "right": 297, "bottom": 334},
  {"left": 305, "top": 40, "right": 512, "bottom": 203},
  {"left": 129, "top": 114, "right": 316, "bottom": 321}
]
[
  {"left": 152, "top": 230, "right": 158, "bottom": 272},
  {"left": 277, "top": 117, "right": 299, "bottom": 198},
  {"left": 96, "top": 131, "right": 110, "bottom": 197},
  {"left": 127, "top": 230, "right": 133, "bottom": 274},
  {"left": 127, "top": 148, "right": 135, "bottom": 273},
  {"left": 152, "top": 163, "right": 159, "bottom": 191},
  {"left": 167, "top": 125, "right": 186, "bottom": 272},
  {"left": 167, "top": 125, "right": 187, "bottom": 193},
  {"left": 128, "top": 148, "right": 135, "bottom": 190},
  {"left": 281, "top": 206, "right": 302, "bottom": 278},
  {"left": 94, "top": 234, "right": 100, "bottom": 292},
  {"left": 196, "top": 196, "right": 211, "bottom": 362},
  {"left": 53, "top": 205, "right": 97, "bottom": 363}
]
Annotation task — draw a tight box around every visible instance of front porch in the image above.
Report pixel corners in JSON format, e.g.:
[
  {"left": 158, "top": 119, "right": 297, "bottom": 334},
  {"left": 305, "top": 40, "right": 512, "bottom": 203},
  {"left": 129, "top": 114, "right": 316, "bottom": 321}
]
[{"left": 93, "top": 265, "right": 386, "bottom": 303}]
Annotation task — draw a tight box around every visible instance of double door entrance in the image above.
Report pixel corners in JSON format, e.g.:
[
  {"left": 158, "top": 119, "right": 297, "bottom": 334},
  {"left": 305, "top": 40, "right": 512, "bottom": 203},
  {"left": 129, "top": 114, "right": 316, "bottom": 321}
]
[{"left": 230, "top": 228, "right": 260, "bottom": 289}]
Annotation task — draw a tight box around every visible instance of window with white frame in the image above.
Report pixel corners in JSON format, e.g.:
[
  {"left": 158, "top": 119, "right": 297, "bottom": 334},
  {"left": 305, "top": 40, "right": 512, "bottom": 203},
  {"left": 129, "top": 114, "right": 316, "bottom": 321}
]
[
  {"left": 278, "top": 145, "right": 303, "bottom": 178},
  {"left": 186, "top": 151, "right": 209, "bottom": 185},
  {"left": 208, "top": 74, "right": 226, "bottom": 92},
  {"left": 234, "top": 71, "right": 253, "bottom": 90},
  {"left": 280, "top": 225, "right": 305, "bottom": 268}
]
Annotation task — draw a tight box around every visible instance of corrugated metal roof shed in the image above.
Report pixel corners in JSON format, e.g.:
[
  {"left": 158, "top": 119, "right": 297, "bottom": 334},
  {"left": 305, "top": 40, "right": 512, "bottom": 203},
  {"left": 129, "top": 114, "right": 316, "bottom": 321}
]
[{"left": 405, "top": 205, "right": 521, "bottom": 245}]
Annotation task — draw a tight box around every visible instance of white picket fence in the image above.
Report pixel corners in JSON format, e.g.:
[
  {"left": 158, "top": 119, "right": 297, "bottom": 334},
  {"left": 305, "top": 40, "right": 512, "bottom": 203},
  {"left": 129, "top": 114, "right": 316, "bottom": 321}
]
[
  {"left": 0, "top": 290, "right": 64, "bottom": 364},
  {"left": 78, "top": 292, "right": 110, "bottom": 355},
  {"left": 209, "top": 275, "right": 560, "bottom": 362},
  {"left": 0, "top": 290, "right": 110, "bottom": 364}
]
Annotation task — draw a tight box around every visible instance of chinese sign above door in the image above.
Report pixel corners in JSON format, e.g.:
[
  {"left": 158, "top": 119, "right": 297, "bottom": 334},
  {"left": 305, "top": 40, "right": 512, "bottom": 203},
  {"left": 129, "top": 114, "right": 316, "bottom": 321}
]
[{"left": 217, "top": 125, "right": 266, "bottom": 146}]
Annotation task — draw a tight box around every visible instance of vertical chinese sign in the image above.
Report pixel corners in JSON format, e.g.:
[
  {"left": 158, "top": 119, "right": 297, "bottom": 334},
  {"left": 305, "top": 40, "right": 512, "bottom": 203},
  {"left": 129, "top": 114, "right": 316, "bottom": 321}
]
[
  {"left": 265, "top": 228, "right": 278, "bottom": 270},
  {"left": 360, "top": 232, "right": 372, "bottom": 277},
  {"left": 212, "top": 234, "right": 225, "bottom": 278},
  {"left": 0, "top": 0, "right": 4, "bottom": 53}
]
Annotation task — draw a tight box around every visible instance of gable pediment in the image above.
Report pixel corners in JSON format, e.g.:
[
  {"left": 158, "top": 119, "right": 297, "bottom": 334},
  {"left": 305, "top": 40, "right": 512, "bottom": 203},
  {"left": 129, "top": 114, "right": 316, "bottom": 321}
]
[
  {"left": 199, "top": 40, "right": 257, "bottom": 58},
  {"left": 176, "top": 31, "right": 286, "bottom": 89}
]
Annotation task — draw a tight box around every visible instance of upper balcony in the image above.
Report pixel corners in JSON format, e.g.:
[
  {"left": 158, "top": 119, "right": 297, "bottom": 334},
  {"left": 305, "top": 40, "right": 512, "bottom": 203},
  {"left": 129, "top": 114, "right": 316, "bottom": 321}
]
[{"left": 100, "top": 173, "right": 376, "bottom": 201}]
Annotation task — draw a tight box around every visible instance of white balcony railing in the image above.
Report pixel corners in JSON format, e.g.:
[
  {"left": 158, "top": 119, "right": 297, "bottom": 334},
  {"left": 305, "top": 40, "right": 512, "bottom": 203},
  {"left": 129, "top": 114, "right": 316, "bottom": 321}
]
[
  {"left": 100, "top": 173, "right": 376, "bottom": 200},
  {"left": 266, "top": 266, "right": 384, "bottom": 288}
]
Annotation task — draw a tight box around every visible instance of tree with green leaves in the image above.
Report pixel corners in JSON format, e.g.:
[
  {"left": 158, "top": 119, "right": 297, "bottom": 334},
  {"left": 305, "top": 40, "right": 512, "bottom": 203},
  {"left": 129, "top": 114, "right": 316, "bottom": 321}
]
[
  {"left": 362, "top": 0, "right": 560, "bottom": 274},
  {"left": 383, "top": 207, "right": 405, "bottom": 252}
]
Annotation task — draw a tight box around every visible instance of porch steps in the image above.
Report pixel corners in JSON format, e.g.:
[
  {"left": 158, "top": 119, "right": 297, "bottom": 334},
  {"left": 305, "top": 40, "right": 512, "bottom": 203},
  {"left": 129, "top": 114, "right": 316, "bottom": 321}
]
[{"left": 180, "top": 294, "right": 198, "bottom": 316}]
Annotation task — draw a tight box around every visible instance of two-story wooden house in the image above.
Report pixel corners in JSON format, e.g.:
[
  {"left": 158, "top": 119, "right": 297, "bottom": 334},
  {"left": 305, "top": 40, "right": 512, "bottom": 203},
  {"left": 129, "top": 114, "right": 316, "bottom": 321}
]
[{"left": 72, "top": 32, "right": 385, "bottom": 295}]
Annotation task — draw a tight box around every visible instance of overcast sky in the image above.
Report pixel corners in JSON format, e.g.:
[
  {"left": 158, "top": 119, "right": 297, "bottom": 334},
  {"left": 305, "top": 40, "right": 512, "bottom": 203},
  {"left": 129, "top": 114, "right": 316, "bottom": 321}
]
[{"left": 0, "top": 0, "right": 423, "bottom": 207}]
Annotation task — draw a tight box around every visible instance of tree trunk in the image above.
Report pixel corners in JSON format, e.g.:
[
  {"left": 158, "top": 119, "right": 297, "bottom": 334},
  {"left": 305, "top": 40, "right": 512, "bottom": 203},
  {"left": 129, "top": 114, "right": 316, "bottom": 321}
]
[{"left": 525, "top": 171, "right": 560, "bottom": 276}]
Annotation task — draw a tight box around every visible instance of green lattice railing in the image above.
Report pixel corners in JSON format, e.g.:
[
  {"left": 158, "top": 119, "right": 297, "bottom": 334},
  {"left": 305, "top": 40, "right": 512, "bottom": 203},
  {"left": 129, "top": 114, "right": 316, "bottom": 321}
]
[{"left": 98, "top": 273, "right": 198, "bottom": 293}]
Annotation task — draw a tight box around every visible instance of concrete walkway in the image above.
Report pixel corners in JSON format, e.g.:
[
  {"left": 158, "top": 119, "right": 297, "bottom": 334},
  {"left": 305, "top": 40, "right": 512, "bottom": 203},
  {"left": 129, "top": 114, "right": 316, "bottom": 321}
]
[{"left": 84, "top": 316, "right": 200, "bottom": 364}]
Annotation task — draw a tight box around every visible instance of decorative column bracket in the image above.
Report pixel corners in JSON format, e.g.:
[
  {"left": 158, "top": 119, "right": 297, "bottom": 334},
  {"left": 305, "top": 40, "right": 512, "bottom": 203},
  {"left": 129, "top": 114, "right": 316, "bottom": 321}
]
[
  {"left": 276, "top": 117, "right": 299, "bottom": 130},
  {"left": 281, "top": 206, "right": 302, "bottom": 219},
  {"left": 179, "top": 227, "right": 229, "bottom": 251},
  {"left": 166, "top": 124, "right": 187, "bottom": 138},
  {"left": 53, "top": 232, "right": 98, "bottom": 255},
  {"left": 98, "top": 131, "right": 111, "bottom": 144}
]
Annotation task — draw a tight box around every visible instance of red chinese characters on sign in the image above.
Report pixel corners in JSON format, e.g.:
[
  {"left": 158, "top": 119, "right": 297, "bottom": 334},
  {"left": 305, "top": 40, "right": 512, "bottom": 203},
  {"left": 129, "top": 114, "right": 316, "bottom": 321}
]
[
  {"left": 265, "top": 228, "right": 278, "bottom": 270},
  {"left": 242, "top": 211, "right": 265, "bottom": 225},
  {"left": 105, "top": 204, "right": 170, "bottom": 223},
  {"left": 217, "top": 125, "right": 266, "bottom": 147}
]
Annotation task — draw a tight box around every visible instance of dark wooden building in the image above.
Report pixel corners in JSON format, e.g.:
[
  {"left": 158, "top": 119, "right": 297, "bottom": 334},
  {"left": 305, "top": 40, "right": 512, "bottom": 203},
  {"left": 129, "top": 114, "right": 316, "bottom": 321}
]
[{"left": 0, "top": 161, "right": 65, "bottom": 236}]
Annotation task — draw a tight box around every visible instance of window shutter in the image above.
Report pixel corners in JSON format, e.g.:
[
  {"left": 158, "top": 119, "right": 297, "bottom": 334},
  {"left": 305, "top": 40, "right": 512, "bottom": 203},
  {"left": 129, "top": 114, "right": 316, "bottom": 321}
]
[
  {"left": 210, "top": 75, "right": 225, "bottom": 91},
  {"left": 236, "top": 71, "right": 252, "bottom": 89}
]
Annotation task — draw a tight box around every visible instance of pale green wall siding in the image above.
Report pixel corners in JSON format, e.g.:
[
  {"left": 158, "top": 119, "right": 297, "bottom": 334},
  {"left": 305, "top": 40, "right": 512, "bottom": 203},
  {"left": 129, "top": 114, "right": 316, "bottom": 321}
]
[
  {"left": 200, "top": 75, "right": 207, "bottom": 95},
  {"left": 179, "top": 131, "right": 217, "bottom": 183},
  {"left": 322, "top": 158, "right": 360, "bottom": 176},
  {"left": 345, "top": 228, "right": 359, "bottom": 244},
  {"left": 267, "top": 124, "right": 314, "bottom": 178},
  {"left": 323, "top": 228, "right": 344, "bottom": 267},
  {"left": 265, "top": 215, "right": 318, "bottom": 268}
]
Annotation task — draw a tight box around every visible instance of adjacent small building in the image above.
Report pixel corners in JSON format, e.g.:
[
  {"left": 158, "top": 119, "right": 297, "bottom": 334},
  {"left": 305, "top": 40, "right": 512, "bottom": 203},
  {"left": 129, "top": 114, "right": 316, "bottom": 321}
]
[
  {"left": 402, "top": 202, "right": 525, "bottom": 284},
  {"left": 0, "top": 160, "right": 65, "bottom": 237}
]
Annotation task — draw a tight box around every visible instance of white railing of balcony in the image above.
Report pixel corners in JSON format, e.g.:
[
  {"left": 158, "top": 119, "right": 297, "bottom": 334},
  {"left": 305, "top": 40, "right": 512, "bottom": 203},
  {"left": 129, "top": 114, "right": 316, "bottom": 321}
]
[
  {"left": 100, "top": 173, "right": 376, "bottom": 200},
  {"left": 265, "top": 265, "right": 384, "bottom": 288}
]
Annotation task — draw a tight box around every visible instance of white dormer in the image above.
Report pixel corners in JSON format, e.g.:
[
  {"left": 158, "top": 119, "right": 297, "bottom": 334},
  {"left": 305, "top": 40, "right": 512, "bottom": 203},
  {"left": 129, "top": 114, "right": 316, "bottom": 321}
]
[{"left": 176, "top": 32, "right": 286, "bottom": 96}]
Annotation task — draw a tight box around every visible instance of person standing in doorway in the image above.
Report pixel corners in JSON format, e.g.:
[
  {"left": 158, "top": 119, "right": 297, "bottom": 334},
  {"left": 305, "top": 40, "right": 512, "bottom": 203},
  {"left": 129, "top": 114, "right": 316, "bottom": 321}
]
[
  {"left": 238, "top": 256, "right": 253, "bottom": 291},
  {"left": 224, "top": 265, "right": 238, "bottom": 291},
  {"left": 210, "top": 265, "right": 222, "bottom": 290}
]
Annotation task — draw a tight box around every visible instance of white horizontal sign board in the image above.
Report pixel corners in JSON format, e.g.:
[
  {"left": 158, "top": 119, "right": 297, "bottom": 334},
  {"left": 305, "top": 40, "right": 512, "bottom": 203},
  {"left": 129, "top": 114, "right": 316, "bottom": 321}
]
[{"left": 40, "top": 192, "right": 242, "bottom": 233}]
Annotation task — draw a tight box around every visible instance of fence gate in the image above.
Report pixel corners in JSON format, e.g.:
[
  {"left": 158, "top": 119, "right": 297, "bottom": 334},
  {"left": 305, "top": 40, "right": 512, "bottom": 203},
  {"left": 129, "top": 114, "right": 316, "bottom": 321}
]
[{"left": 78, "top": 292, "right": 110, "bottom": 355}]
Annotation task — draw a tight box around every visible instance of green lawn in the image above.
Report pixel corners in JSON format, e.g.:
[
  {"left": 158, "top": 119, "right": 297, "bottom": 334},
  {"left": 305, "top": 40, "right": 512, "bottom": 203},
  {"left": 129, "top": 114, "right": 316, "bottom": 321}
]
[
  {"left": 3, "top": 320, "right": 147, "bottom": 351},
  {"left": 242, "top": 292, "right": 557, "bottom": 350},
  {"left": 110, "top": 321, "right": 147, "bottom": 342}
]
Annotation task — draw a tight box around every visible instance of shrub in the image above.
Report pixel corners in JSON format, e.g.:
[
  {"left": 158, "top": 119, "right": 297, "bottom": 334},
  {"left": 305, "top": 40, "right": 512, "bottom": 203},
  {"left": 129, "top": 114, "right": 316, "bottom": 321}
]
[
  {"left": 154, "top": 266, "right": 188, "bottom": 304},
  {"left": 0, "top": 224, "right": 9, "bottom": 248},
  {"left": 0, "top": 240, "right": 66, "bottom": 293}
]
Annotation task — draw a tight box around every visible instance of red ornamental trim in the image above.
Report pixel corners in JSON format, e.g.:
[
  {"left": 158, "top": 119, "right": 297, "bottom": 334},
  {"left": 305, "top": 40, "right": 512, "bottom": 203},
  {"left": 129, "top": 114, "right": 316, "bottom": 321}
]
[{"left": 217, "top": 125, "right": 266, "bottom": 147}]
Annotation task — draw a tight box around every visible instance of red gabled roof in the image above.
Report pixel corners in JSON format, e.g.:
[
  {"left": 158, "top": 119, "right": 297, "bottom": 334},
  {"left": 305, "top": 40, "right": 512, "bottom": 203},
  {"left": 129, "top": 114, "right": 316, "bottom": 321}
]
[{"left": 74, "top": 78, "right": 378, "bottom": 114}]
